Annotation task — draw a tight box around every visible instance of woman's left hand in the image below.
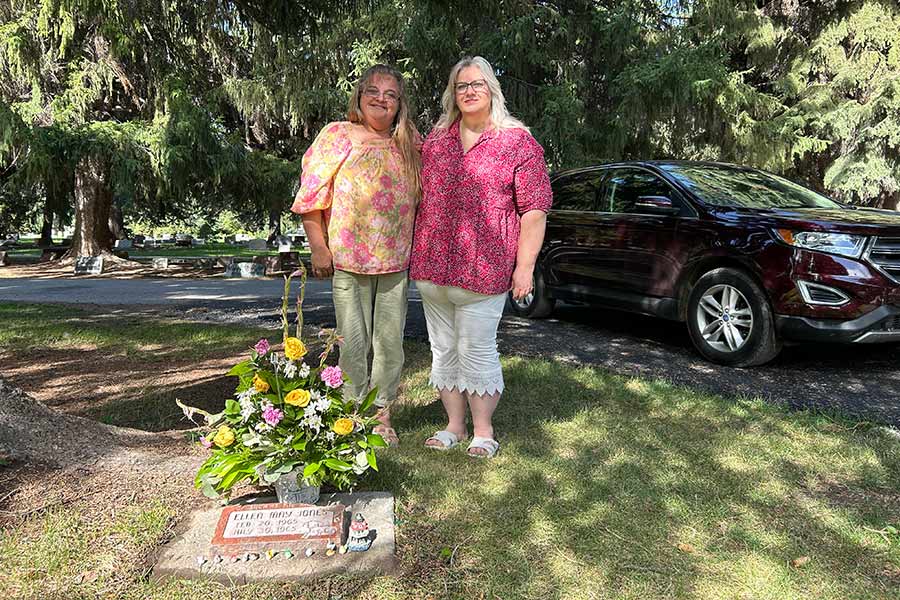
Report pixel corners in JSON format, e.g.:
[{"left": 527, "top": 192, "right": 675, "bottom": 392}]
[{"left": 510, "top": 264, "right": 534, "bottom": 301}]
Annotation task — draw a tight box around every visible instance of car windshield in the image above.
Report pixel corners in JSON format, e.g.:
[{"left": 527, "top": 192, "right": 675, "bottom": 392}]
[{"left": 661, "top": 165, "right": 842, "bottom": 209}]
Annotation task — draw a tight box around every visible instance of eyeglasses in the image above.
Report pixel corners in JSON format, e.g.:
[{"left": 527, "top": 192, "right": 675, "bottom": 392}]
[
  {"left": 454, "top": 79, "right": 488, "bottom": 94},
  {"left": 362, "top": 87, "right": 399, "bottom": 103}
]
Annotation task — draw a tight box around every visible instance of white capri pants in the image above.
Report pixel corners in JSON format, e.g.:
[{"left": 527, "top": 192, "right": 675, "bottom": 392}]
[{"left": 415, "top": 280, "right": 507, "bottom": 396}]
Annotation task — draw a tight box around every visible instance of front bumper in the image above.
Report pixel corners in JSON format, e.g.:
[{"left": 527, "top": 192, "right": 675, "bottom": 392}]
[{"left": 776, "top": 305, "right": 900, "bottom": 343}]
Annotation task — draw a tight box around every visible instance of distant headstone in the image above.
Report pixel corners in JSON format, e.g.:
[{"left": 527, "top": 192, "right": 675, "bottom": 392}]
[
  {"left": 73, "top": 256, "right": 104, "bottom": 275},
  {"left": 225, "top": 262, "right": 266, "bottom": 278},
  {"left": 0, "top": 250, "right": 7, "bottom": 267},
  {"left": 114, "top": 239, "right": 133, "bottom": 250},
  {"left": 278, "top": 243, "right": 292, "bottom": 253},
  {"left": 247, "top": 238, "right": 267, "bottom": 251},
  {"left": 152, "top": 257, "right": 169, "bottom": 270}
]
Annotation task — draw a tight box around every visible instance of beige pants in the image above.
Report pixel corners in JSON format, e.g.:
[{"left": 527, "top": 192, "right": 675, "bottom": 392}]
[{"left": 332, "top": 269, "right": 409, "bottom": 408}]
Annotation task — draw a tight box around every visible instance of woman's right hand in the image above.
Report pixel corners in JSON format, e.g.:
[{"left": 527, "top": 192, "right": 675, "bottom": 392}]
[{"left": 310, "top": 246, "right": 334, "bottom": 278}]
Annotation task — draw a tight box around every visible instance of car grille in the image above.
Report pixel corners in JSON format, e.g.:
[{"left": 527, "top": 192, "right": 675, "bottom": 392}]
[
  {"left": 868, "top": 237, "right": 900, "bottom": 284},
  {"left": 806, "top": 286, "right": 846, "bottom": 304}
]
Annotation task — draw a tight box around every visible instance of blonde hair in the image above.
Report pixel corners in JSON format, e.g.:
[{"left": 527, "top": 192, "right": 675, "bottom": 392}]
[
  {"left": 435, "top": 56, "right": 529, "bottom": 132},
  {"left": 347, "top": 64, "right": 422, "bottom": 197}
]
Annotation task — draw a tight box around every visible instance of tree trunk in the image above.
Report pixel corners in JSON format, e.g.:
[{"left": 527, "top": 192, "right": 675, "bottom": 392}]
[
  {"left": 67, "top": 155, "right": 114, "bottom": 258},
  {"left": 38, "top": 199, "right": 54, "bottom": 247},
  {"left": 266, "top": 206, "right": 282, "bottom": 243},
  {"left": 108, "top": 203, "right": 127, "bottom": 240}
]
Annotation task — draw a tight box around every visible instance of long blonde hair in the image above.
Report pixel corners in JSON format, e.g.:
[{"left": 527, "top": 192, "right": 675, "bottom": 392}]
[
  {"left": 347, "top": 64, "right": 422, "bottom": 197},
  {"left": 435, "top": 56, "right": 529, "bottom": 132}
]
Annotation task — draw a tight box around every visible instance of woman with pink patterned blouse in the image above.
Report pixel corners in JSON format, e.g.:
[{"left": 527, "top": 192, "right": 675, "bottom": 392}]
[
  {"left": 291, "top": 65, "right": 421, "bottom": 447},
  {"left": 410, "top": 56, "right": 552, "bottom": 458}
]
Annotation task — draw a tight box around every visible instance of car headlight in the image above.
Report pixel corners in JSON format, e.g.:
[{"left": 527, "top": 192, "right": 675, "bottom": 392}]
[{"left": 774, "top": 229, "right": 867, "bottom": 259}]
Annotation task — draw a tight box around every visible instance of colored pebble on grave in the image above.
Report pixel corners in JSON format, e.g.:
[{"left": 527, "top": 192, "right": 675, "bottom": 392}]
[
  {"left": 339, "top": 545, "right": 348, "bottom": 554},
  {"left": 305, "top": 548, "right": 314, "bottom": 557},
  {"left": 196, "top": 556, "right": 207, "bottom": 567},
  {"left": 230, "top": 555, "right": 241, "bottom": 563},
  {"left": 246, "top": 552, "right": 259, "bottom": 561},
  {"left": 326, "top": 548, "right": 335, "bottom": 557},
  {"left": 213, "top": 555, "right": 223, "bottom": 564},
  {"left": 265, "top": 549, "right": 277, "bottom": 560},
  {"left": 283, "top": 550, "right": 294, "bottom": 559}
]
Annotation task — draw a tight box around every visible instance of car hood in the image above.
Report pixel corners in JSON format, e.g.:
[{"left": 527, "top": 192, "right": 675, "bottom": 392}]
[{"left": 711, "top": 206, "right": 900, "bottom": 236}]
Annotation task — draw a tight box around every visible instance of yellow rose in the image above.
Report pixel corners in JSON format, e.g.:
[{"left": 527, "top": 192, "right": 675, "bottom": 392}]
[
  {"left": 285, "top": 389, "right": 311, "bottom": 407},
  {"left": 332, "top": 418, "right": 354, "bottom": 436},
  {"left": 253, "top": 374, "right": 270, "bottom": 393},
  {"left": 284, "top": 337, "right": 307, "bottom": 361},
  {"left": 213, "top": 425, "right": 235, "bottom": 447}
]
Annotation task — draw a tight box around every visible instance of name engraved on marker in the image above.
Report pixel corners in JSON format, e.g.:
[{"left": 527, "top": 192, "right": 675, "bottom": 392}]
[
  {"left": 223, "top": 507, "right": 337, "bottom": 539},
  {"left": 210, "top": 502, "right": 345, "bottom": 553}
]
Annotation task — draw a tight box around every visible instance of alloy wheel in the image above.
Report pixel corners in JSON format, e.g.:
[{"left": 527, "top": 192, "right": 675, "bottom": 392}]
[{"left": 696, "top": 284, "right": 754, "bottom": 353}]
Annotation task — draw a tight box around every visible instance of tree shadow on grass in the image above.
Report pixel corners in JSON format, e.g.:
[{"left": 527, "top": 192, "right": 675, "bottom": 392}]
[{"left": 370, "top": 350, "right": 900, "bottom": 599}]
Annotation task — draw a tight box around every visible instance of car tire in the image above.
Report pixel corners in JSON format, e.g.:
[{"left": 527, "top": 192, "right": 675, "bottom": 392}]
[
  {"left": 686, "top": 267, "right": 781, "bottom": 367},
  {"left": 507, "top": 269, "right": 555, "bottom": 318}
]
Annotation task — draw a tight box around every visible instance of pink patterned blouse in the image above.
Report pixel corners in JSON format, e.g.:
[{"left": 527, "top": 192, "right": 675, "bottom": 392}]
[
  {"left": 410, "top": 119, "right": 552, "bottom": 295},
  {"left": 290, "top": 121, "right": 417, "bottom": 274}
]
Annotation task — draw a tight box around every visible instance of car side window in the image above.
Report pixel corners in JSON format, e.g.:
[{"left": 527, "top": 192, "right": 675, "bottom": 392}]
[
  {"left": 602, "top": 169, "right": 681, "bottom": 214},
  {"left": 551, "top": 170, "right": 607, "bottom": 211}
]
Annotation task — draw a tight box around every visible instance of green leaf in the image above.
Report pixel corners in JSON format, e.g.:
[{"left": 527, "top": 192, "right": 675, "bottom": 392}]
[
  {"left": 324, "top": 458, "right": 353, "bottom": 471},
  {"left": 303, "top": 462, "right": 321, "bottom": 478},
  {"left": 366, "top": 433, "right": 388, "bottom": 448},
  {"left": 358, "top": 387, "right": 378, "bottom": 413},
  {"left": 291, "top": 438, "right": 307, "bottom": 451},
  {"left": 224, "top": 398, "right": 241, "bottom": 415},
  {"left": 227, "top": 360, "right": 255, "bottom": 377},
  {"left": 366, "top": 449, "right": 378, "bottom": 471}
]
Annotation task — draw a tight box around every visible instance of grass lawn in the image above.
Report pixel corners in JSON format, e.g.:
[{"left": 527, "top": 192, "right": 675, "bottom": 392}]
[{"left": 0, "top": 304, "right": 898, "bottom": 599}]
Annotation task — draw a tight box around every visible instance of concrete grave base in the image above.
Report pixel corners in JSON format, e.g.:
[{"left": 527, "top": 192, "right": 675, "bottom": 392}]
[{"left": 151, "top": 491, "right": 396, "bottom": 584}]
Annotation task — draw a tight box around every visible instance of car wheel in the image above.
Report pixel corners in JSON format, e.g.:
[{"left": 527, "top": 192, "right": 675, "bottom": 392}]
[
  {"left": 686, "top": 267, "right": 781, "bottom": 367},
  {"left": 507, "top": 270, "right": 555, "bottom": 318}
]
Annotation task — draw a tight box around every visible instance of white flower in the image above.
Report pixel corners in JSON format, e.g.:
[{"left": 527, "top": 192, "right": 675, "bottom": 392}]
[
  {"left": 298, "top": 362, "right": 311, "bottom": 378},
  {"left": 283, "top": 361, "right": 298, "bottom": 379},
  {"left": 237, "top": 388, "right": 257, "bottom": 402},
  {"left": 239, "top": 397, "right": 256, "bottom": 422},
  {"left": 304, "top": 414, "right": 323, "bottom": 431},
  {"left": 325, "top": 431, "right": 335, "bottom": 442},
  {"left": 313, "top": 396, "right": 331, "bottom": 412},
  {"left": 255, "top": 422, "right": 271, "bottom": 433},
  {"left": 303, "top": 403, "right": 318, "bottom": 418}
]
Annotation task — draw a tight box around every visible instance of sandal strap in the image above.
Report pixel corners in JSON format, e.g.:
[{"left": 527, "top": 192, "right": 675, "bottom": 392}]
[
  {"left": 426, "top": 430, "right": 460, "bottom": 448},
  {"left": 467, "top": 436, "right": 500, "bottom": 457}
]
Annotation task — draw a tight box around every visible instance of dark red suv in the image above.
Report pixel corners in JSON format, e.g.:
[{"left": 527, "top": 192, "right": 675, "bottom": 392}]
[{"left": 509, "top": 161, "right": 900, "bottom": 366}]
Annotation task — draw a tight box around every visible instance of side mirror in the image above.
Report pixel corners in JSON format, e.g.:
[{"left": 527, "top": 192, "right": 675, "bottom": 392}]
[{"left": 635, "top": 195, "right": 680, "bottom": 215}]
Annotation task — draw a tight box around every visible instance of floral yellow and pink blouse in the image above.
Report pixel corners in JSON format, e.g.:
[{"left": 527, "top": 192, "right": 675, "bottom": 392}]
[{"left": 291, "top": 121, "right": 417, "bottom": 274}]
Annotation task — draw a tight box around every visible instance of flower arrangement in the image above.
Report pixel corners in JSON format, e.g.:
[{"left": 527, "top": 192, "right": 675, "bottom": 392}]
[{"left": 178, "top": 266, "right": 386, "bottom": 499}]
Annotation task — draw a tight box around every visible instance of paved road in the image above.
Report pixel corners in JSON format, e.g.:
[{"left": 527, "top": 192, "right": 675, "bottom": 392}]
[{"left": 2, "top": 276, "right": 898, "bottom": 425}]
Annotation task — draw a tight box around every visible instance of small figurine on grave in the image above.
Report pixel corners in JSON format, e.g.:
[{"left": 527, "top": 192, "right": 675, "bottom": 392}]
[{"left": 346, "top": 513, "right": 373, "bottom": 552}]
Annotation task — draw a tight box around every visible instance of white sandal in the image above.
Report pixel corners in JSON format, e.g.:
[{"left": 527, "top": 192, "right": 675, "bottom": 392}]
[
  {"left": 466, "top": 436, "right": 500, "bottom": 458},
  {"left": 425, "top": 430, "right": 466, "bottom": 451}
]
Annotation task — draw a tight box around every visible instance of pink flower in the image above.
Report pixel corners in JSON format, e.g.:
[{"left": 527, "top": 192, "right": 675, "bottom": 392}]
[
  {"left": 371, "top": 191, "right": 394, "bottom": 212},
  {"left": 254, "top": 338, "right": 270, "bottom": 355},
  {"left": 339, "top": 228, "right": 355, "bottom": 247},
  {"left": 200, "top": 437, "right": 213, "bottom": 449},
  {"left": 262, "top": 405, "right": 284, "bottom": 426},
  {"left": 320, "top": 365, "right": 344, "bottom": 388}
]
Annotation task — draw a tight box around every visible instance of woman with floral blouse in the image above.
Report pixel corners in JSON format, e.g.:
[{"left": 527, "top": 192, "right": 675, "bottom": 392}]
[
  {"left": 291, "top": 64, "right": 421, "bottom": 447},
  {"left": 410, "top": 56, "right": 552, "bottom": 458}
]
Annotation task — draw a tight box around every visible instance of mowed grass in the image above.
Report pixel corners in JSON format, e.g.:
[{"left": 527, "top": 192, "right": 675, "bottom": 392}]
[
  {"left": 1, "top": 305, "right": 899, "bottom": 599},
  {"left": 0, "top": 303, "right": 255, "bottom": 361}
]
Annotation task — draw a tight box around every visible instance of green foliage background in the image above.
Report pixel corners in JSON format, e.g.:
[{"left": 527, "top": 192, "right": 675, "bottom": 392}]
[{"left": 2, "top": 0, "right": 899, "bottom": 237}]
